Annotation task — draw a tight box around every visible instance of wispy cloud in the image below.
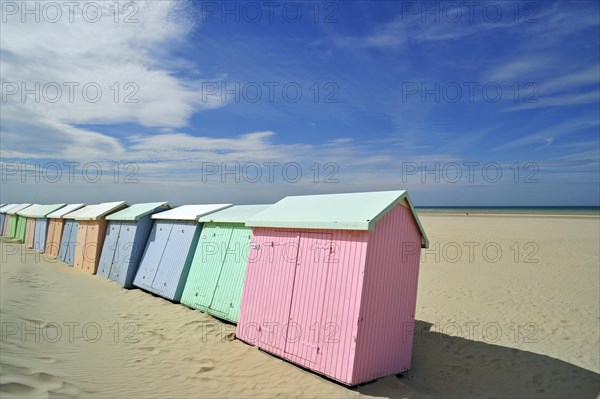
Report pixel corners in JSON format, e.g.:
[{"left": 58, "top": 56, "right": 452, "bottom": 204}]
[
  {"left": 493, "top": 116, "right": 600, "bottom": 151},
  {"left": 338, "top": 15, "right": 478, "bottom": 49},
  {"left": 541, "top": 65, "right": 600, "bottom": 94},
  {"left": 503, "top": 65, "right": 600, "bottom": 111},
  {"left": 527, "top": 3, "right": 600, "bottom": 44},
  {"left": 488, "top": 58, "right": 554, "bottom": 82},
  {"left": 506, "top": 89, "right": 600, "bottom": 111}
]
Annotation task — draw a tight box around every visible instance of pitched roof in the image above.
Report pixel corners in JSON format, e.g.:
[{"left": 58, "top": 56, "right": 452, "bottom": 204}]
[
  {"left": 7, "top": 204, "right": 31, "bottom": 215},
  {"left": 0, "top": 204, "right": 18, "bottom": 213},
  {"left": 64, "top": 201, "right": 128, "bottom": 220},
  {"left": 47, "top": 204, "right": 86, "bottom": 218},
  {"left": 18, "top": 204, "right": 66, "bottom": 218},
  {"left": 197, "top": 205, "right": 271, "bottom": 223},
  {"left": 152, "top": 204, "right": 232, "bottom": 221},
  {"left": 106, "top": 202, "right": 170, "bottom": 221},
  {"left": 247, "top": 190, "right": 428, "bottom": 247}
]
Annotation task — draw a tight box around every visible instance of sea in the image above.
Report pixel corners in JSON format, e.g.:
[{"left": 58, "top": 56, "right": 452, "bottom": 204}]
[{"left": 415, "top": 206, "right": 600, "bottom": 215}]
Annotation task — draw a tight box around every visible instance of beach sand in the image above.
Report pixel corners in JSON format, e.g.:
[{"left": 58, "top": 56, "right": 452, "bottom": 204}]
[{"left": 1, "top": 214, "right": 599, "bottom": 398}]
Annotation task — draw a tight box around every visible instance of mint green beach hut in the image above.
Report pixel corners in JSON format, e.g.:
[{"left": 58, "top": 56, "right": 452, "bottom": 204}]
[
  {"left": 7, "top": 204, "right": 31, "bottom": 240},
  {"left": 1, "top": 204, "right": 18, "bottom": 236},
  {"left": 180, "top": 205, "right": 269, "bottom": 323}
]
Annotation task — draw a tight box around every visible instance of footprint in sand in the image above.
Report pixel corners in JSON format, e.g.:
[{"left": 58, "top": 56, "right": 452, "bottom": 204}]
[
  {"left": 36, "top": 356, "right": 57, "bottom": 364},
  {"left": 0, "top": 382, "right": 46, "bottom": 398},
  {"left": 182, "top": 320, "right": 203, "bottom": 328},
  {"left": 196, "top": 360, "right": 214, "bottom": 373},
  {"left": 137, "top": 346, "right": 161, "bottom": 355},
  {"left": 0, "top": 365, "right": 81, "bottom": 398},
  {"left": 182, "top": 356, "right": 215, "bottom": 373},
  {"left": 221, "top": 332, "right": 236, "bottom": 341}
]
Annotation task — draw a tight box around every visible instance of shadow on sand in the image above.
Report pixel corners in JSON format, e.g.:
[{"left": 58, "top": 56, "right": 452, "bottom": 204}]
[{"left": 356, "top": 320, "right": 600, "bottom": 398}]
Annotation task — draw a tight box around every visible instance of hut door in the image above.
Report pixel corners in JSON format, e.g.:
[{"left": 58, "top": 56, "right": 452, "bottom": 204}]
[
  {"left": 209, "top": 224, "right": 250, "bottom": 320},
  {"left": 186, "top": 223, "right": 229, "bottom": 309},
  {"left": 253, "top": 231, "right": 301, "bottom": 352},
  {"left": 284, "top": 232, "right": 332, "bottom": 364},
  {"left": 16, "top": 216, "right": 26, "bottom": 241},
  {"left": 51, "top": 220, "right": 65, "bottom": 256},
  {"left": 82, "top": 221, "right": 107, "bottom": 273},
  {"left": 135, "top": 221, "right": 173, "bottom": 290},
  {"left": 110, "top": 222, "right": 137, "bottom": 283},
  {"left": 151, "top": 221, "right": 198, "bottom": 299},
  {"left": 34, "top": 220, "right": 47, "bottom": 251},
  {"left": 98, "top": 222, "right": 122, "bottom": 277},
  {"left": 32, "top": 219, "right": 39, "bottom": 247},
  {"left": 45, "top": 220, "right": 55, "bottom": 253},
  {"left": 59, "top": 220, "right": 75, "bottom": 263},
  {"left": 74, "top": 222, "right": 89, "bottom": 270},
  {"left": 25, "top": 218, "right": 36, "bottom": 248},
  {"left": 8, "top": 215, "right": 17, "bottom": 237}
]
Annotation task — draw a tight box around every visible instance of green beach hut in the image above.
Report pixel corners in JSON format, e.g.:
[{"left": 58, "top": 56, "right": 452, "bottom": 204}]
[
  {"left": 181, "top": 205, "right": 269, "bottom": 323},
  {"left": 6, "top": 204, "right": 31, "bottom": 240},
  {"left": 1, "top": 204, "right": 18, "bottom": 236},
  {"left": 14, "top": 205, "right": 38, "bottom": 243}
]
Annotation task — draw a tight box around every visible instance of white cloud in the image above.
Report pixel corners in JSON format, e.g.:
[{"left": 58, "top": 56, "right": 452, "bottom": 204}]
[
  {"left": 505, "top": 89, "right": 600, "bottom": 111},
  {"left": 488, "top": 58, "right": 552, "bottom": 82},
  {"left": 493, "top": 116, "right": 600, "bottom": 151},
  {"left": 528, "top": 4, "right": 600, "bottom": 43},
  {"left": 1, "top": 1, "right": 224, "bottom": 161},
  {"left": 343, "top": 16, "right": 478, "bottom": 49},
  {"left": 0, "top": 1, "right": 224, "bottom": 134},
  {"left": 541, "top": 65, "right": 600, "bottom": 94},
  {"left": 0, "top": 105, "right": 125, "bottom": 160}
]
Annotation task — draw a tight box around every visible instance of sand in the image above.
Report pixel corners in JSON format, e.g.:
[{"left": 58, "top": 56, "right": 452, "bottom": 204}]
[{"left": 1, "top": 214, "right": 599, "bottom": 398}]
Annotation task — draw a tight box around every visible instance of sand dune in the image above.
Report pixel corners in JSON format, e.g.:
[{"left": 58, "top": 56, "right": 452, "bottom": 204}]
[{"left": 1, "top": 214, "right": 599, "bottom": 398}]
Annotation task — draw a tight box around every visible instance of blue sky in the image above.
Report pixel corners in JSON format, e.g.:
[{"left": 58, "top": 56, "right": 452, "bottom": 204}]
[{"left": 1, "top": 0, "right": 599, "bottom": 206}]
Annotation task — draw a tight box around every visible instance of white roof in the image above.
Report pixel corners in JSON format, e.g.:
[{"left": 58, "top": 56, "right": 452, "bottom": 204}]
[
  {"left": 7, "top": 204, "right": 31, "bottom": 215},
  {"left": 47, "top": 204, "right": 85, "bottom": 218},
  {"left": 18, "top": 204, "right": 66, "bottom": 218},
  {"left": 247, "top": 190, "right": 429, "bottom": 248},
  {"left": 73, "top": 201, "right": 128, "bottom": 220},
  {"left": 152, "top": 204, "right": 233, "bottom": 221},
  {"left": 198, "top": 205, "right": 271, "bottom": 223},
  {"left": 106, "top": 202, "right": 170, "bottom": 221},
  {"left": 62, "top": 206, "right": 89, "bottom": 219},
  {"left": 16, "top": 204, "right": 40, "bottom": 216},
  {"left": 0, "top": 204, "right": 18, "bottom": 213}
]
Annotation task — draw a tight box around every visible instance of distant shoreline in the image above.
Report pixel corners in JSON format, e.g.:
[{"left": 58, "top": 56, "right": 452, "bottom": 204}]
[{"left": 416, "top": 207, "right": 600, "bottom": 217}]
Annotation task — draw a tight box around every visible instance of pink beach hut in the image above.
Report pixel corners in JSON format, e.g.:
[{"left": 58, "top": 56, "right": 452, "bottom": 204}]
[{"left": 236, "top": 190, "right": 428, "bottom": 386}]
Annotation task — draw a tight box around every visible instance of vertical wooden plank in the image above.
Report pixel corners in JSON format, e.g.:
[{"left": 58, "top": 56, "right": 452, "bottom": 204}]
[
  {"left": 283, "top": 232, "right": 332, "bottom": 364},
  {"left": 209, "top": 224, "right": 253, "bottom": 322},
  {"left": 82, "top": 219, "right": 107, "bottom": 274},
  {"left": 120, "top": 217, "right": 154, "bottom": 288},
  {"left": 97, "top": 221, "right": 122, "bottom": 278},
  {"left": 25, "top": 218, "right": 35, "bottom": 248},
  {"left": 15, "top": 216, "right": 27, "bottom": 242},
  {"left": 134, "top": 220, "right": 172, "bottom": 292},
  {"left": 181, "top": 223, "right": 229, "bottom": 312},
  {"left": 73, "top": 221, "right": 90, "bottom": 270},
  {"left": 59, "top": 220, "right": 77, "bottom": 265},
  {"left": 237, "top": 229, "right": 300, "bottom": 352},
  {"left": 46, "top": 219, "right": 64, "bottom": 257},
  {"left": 352, "top": 204, "right": 422, "bottom": 384},
  {"left": 34, "top": 219, "right": 48, "bottom": 252}
]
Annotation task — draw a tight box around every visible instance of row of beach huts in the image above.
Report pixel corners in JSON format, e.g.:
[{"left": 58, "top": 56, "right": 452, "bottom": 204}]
[{"left": 0, "top": 190, "right": 428, "bottom": 386}]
